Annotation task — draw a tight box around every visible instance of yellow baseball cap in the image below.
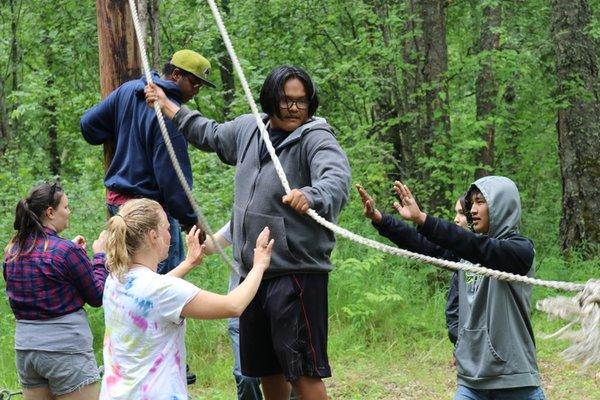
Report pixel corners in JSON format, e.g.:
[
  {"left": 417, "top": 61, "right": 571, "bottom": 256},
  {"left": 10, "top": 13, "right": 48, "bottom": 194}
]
[{"left": 170, "top": 49, "right": 216, "bottom": 88}]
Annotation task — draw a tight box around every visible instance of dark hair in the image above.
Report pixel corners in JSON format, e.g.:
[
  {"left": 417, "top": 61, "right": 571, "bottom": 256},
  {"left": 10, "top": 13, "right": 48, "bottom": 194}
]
[
  {"left": 458, "top": 193, "right": 474, "bottom": 229},
  {"left": 6, "top": 182, "right": 64, "bottom": 259},
  {"left": 464, "top": 187, "right": 484, "bottom": 230},
  {"left": 259, "top": 66, "right": 319, "bottom": 119},
  {"left": 163, "top": 62, "right": 176, "bottom": 77}
]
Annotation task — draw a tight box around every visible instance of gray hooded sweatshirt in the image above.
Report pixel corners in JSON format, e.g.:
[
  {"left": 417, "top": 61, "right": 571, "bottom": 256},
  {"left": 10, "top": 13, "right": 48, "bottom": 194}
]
[
  {"left": 418, "top": 176, "right": 541, "bottom": 390},
  {"left": 172, "top": 107, "right": 351, "bottom": 278}
]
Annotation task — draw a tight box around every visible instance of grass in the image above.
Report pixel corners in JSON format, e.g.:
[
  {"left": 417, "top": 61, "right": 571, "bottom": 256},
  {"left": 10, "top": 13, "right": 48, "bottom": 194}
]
[
  {"left": 2, "top": 259, "right": 599, "bottom": 399},
  {"left": 0, "top": 175, "right": 598, "bottom": 398}
]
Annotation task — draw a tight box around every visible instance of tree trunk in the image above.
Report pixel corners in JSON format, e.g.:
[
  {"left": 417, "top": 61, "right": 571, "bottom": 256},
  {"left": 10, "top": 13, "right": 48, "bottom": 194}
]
[
  {"left": 551, "top": 0, "right": 600, "bottom": 254},
  {"left": 9, "top": 0, "right": 20, "bottom": 136},
  {"left": 95, "top": 0, "right": 142, "bottom": 169},
  {"left": 0, "top": 77, "right": 10, "bottom": 153},
  {"left": 148, "top": 0, "right": 161, "bottom": 69},
  {"left": 367, "top": 0, "right": 451, "bottom": 212},
  {"left": 42, "top": 33, "right": 60, "bottom": 176},
  {"left": 475, "top": 3, "right": 501, "bottom": 179},
  {"left": 421, "top": 0, "right": 451, "bottom": 155},
  {"left": 218, "top": 0, "right": 235, "bottom": 119}
]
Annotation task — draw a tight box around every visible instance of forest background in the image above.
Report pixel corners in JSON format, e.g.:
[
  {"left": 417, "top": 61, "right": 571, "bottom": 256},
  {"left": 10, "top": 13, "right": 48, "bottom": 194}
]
[{"left": 0, "top": 0, "right": 599, "bottom": 398}]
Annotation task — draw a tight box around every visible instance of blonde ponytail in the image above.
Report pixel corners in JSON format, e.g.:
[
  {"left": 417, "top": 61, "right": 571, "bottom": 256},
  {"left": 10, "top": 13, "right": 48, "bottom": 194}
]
[{"left": 105, "top": 198, "right": 163, "bottom": 281}]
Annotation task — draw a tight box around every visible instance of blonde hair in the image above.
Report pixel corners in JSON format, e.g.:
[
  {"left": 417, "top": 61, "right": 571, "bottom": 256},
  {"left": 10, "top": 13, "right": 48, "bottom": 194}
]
[{"left": 106, "top": 198, "right": 163, "bottom": 281}]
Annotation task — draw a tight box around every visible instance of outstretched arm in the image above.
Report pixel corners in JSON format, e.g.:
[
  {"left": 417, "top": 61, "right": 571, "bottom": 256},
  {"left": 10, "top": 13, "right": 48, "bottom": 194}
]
[
  {"left": 146, "top": 82, "right": 240, "bottom": 164},
  {"left": 394, "top": 181, "right": 534, "bottom": 274},
  {"left": 357, "top": 184, "right": 457, "bottom": 261},
  {"left": 168, "top": 226, "right": 205, "bottom": 278},
  {"left": 180, "top": 227, "right": 273, "bottom": 319}
]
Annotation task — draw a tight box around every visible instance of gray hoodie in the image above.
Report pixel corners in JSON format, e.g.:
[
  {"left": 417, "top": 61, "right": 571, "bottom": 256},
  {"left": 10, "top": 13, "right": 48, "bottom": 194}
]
[
  {"left": 173, "top": 107, "right": 351, "bottom": 278},
  {"left": 455, "top": 176, "right": 540, "bottom": 389}
]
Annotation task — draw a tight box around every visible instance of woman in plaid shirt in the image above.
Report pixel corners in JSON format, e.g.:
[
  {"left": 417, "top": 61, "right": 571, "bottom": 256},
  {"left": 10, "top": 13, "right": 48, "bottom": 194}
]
[{"left": 3, "top": 182, "right": 108, "bottom": 400}]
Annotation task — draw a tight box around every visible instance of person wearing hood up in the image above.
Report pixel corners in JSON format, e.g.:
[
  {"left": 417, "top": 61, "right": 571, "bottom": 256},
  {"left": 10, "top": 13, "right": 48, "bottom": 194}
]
[
  {"left": 80, "top": 49, "right": 215, "bottom": 384},
  {"left": 383, "top": 176, "right": 545, "bottom": 400}
]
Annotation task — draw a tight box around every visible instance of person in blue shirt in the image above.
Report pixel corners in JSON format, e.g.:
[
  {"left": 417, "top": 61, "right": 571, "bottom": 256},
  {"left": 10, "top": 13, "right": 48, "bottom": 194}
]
[
  {"left": 80, "top": 49, "right": 215, "bottom": 275},
  {"left": 80, "top": 49, "right": 216, "bottom": 384}
]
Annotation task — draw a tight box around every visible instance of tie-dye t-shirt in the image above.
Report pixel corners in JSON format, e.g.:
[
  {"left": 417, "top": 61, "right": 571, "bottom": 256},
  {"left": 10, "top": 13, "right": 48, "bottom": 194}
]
[{"left": 100, "top": 266, "right": 200, "bottom": 399}]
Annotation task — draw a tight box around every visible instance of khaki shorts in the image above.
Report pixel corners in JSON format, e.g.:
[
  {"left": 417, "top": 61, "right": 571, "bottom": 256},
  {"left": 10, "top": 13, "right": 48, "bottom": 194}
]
[{"left": 15, "top": 350, "right": 100, "bottom": 396}]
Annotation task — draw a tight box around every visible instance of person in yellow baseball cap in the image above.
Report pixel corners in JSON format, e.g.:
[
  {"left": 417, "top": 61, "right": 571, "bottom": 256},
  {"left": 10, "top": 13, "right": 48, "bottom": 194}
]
[
  {"left": 164, "top": 49, "right": 216, "bottom": 102},
  {"left": 81, "top": 49, "right": 216, "bottom": 386}
]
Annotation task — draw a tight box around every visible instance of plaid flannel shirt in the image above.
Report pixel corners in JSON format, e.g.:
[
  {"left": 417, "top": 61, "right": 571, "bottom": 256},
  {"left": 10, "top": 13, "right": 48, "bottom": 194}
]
[{"left": 3, "top": 228, "right": 107, "bottom": 320}]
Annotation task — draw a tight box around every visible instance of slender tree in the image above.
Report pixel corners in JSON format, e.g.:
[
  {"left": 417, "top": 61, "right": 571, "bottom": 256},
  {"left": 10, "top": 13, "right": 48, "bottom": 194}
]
[
  {"left": 0, "top": 77, "right": 9, "bottom": 152},
  {"left": 217, "top": 0, "right": 235, "bottom": 118},
  {"left": 551, "top": 0, "right": 600, "bottom": 254},
  {"left": 475, "top": 2, "right": 501, "bottom": 179},
  {"left": 8, "top": 0, "right": 20, "bottom": 137}
]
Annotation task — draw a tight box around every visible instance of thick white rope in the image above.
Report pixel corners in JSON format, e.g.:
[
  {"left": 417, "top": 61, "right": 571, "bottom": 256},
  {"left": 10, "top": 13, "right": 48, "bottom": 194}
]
[
  {"left": 205, "top": 0, "right": 599, "bottom": 365},
  {"left": 204, "top": 0, "right": 593, "bottom": 292},
  {"left": 127, "top": 0, "right": 239, "bottom": 276}
]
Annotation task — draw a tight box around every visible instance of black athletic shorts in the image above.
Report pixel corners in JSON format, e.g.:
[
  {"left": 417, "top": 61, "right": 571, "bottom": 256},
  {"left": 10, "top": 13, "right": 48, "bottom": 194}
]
[{"left": 239, "top": 273, "right": 331, "bottom": 382}]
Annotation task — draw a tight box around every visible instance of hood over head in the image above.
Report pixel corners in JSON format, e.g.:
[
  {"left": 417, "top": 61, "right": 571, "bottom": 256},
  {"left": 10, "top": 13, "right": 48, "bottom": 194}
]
[{"left": 466, "top": 176, "right": 522, "bottom": 239}]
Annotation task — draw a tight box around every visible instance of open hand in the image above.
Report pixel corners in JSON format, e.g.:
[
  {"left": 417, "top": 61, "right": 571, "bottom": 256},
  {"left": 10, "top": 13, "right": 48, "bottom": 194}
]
[
  {"left": 282, "top": 189, "right": 309, "bottom": 214},
  {"left": 185, "top": 225, "right": 206, "bottom": 267},
  {"left": 392, "top": 181, "right": 427, "bottom": 225},
  {"left": 356, "top": 184, "right": 382, "bottom": 224},
  {"left": 253, "top": 227, "right": 274, "bottom": 272}
]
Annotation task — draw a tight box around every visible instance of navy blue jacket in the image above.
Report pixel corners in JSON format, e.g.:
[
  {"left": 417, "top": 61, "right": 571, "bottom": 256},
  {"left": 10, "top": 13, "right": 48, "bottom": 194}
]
[{"left": 80, "top": 73, "right": 196, "bottom": 226}]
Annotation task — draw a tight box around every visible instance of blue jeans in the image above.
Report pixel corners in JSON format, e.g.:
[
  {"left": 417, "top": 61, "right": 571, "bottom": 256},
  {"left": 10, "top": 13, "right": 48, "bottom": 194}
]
[
  {"left": 107, "top": 204, "right": 184, "bottom": 274},
  {"left": 229, "top": 272, "right": 263, "bottom": 400},
  {"left": 454, "top": 385, "right": 546, "bottom": 400}
]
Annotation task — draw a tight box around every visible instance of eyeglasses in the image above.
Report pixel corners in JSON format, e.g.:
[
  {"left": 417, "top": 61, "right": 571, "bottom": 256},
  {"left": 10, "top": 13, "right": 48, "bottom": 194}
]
[
  {"left": 184, "top": 73, "right": 203, "bottom": 89},
  {"left": 279, "top": 97, "right": 309, "bottom": 110}
]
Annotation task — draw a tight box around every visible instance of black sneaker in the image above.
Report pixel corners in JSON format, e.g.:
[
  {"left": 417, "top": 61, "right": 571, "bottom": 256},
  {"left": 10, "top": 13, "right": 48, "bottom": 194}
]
[{"left": 186, "top": 364, "right": 196, "bottom": 385}]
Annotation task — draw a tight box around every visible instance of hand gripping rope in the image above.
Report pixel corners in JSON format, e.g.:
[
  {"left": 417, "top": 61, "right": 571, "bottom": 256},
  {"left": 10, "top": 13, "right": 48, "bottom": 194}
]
[{"left": 125, "top": 0, "right": 599, "bottom": 366}]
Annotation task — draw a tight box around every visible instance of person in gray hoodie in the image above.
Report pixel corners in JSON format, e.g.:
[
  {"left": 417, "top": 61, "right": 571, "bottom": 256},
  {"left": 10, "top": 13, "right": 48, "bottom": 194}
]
[
  {"left": 145, "top": 66, "right": 351, "bottom": 400},
  {"left": 369, "top": 177, "right": 545, "bottom": 400}
]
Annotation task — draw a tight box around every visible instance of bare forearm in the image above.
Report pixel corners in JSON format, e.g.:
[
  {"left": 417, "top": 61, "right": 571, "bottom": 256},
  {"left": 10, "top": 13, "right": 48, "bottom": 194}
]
[
  {"left": 167, "top": 260, "right": 194, "bottom": 278},
  {"left": 225, "top": 267, "right": 264, "bottom": 315}
]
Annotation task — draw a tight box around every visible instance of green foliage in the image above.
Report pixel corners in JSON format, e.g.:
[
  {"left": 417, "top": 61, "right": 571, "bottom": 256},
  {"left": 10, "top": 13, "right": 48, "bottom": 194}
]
[{"left": 0, "top": 0, "right": 599, "bottom": 396}]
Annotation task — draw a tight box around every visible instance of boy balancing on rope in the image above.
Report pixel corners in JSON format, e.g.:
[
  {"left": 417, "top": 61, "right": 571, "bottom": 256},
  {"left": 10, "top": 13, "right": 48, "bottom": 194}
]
[
  {"left": 146, "top": 66, "right": 351, "bottom": 400},
  {"left": 358, "top": 177, "right": 546, "bottom": 400},
  {"left": 99, "top": 198, "right": 274, "bottom": 399}
]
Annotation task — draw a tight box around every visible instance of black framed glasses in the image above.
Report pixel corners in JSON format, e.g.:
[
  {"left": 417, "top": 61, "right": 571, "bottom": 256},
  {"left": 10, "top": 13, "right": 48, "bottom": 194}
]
[
  {"left": 279, "top": 96, "right": 309, "bottom": 110},
  {"left": 184, "top": 73, "right": 203, "bottom": 89}
]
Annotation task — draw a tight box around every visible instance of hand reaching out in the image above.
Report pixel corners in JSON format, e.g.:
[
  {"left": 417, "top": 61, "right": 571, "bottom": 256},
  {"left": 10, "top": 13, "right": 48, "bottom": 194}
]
[
  {"left": 184, "top": 225, "right": 206, "bottom": 267},
  {"left": 253, "top": 227, "right": 274, "bottom": 272},
  {"left": 392, "top": 181, "right": 427, "bottom": 225},
  {"left": 355, "top": 184, "right": 382, "bottom": 224},
  {"left": 144, "top": 83, "right": 180, "bottom": 119}
]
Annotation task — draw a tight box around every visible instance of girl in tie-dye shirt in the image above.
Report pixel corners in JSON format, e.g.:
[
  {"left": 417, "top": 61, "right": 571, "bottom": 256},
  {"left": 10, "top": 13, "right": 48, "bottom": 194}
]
[{"left": 100, "top": 199, "right": 273, "bottom": 399}]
